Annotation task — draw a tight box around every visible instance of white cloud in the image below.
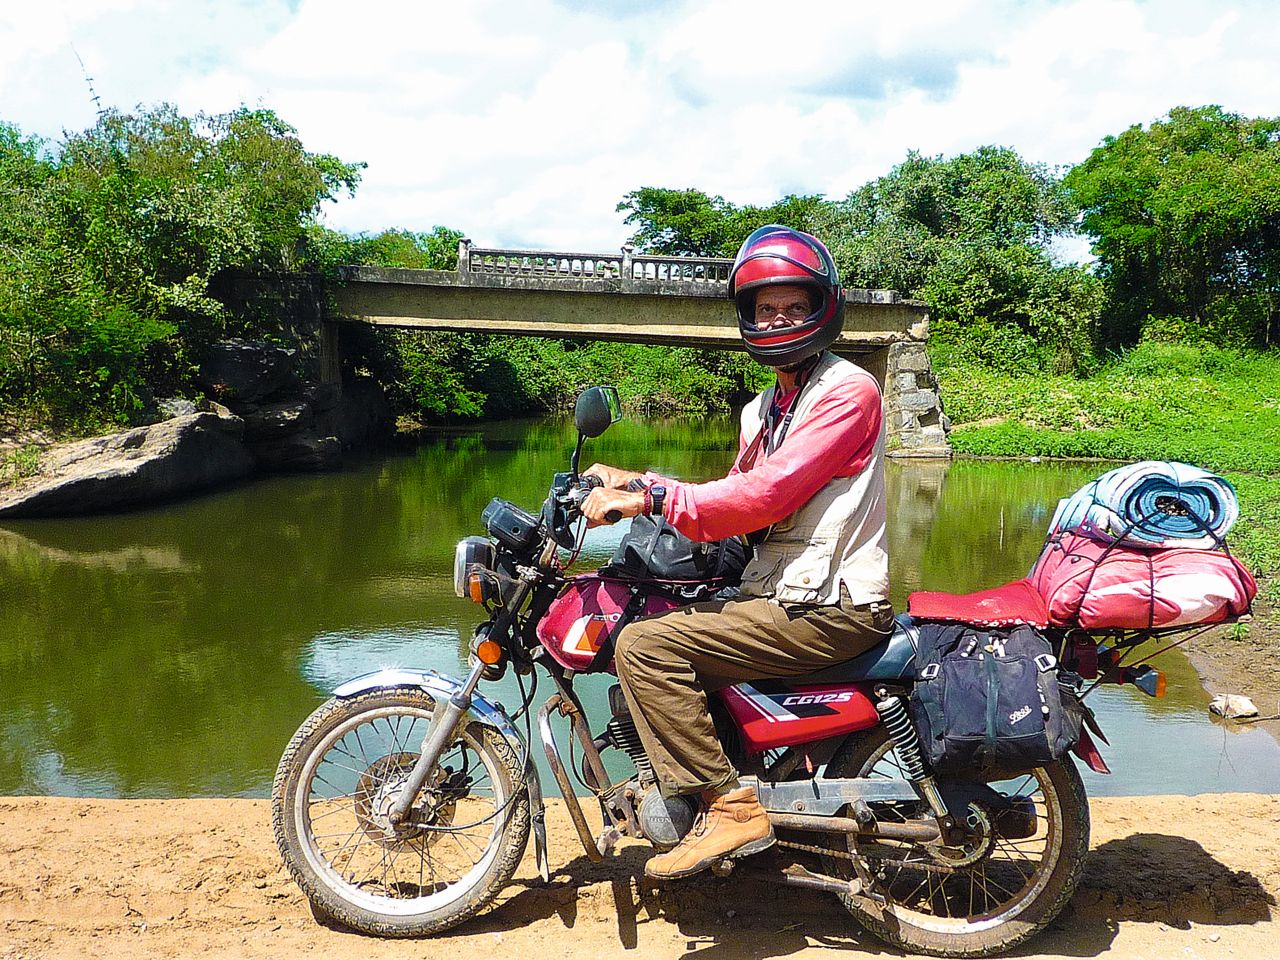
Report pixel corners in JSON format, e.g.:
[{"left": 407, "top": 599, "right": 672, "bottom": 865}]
[{"left": 4, "top": 0, "right": 1279, "bottom": 251}]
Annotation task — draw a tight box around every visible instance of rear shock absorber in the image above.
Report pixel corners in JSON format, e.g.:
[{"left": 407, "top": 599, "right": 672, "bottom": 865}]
[{"left": 875, "top": 692, "right": 954, "bottom": 831}]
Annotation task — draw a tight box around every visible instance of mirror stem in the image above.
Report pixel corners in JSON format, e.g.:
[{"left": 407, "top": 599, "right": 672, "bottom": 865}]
[{"left": 570, "top": 433, "right": 585, "bottom": 481}]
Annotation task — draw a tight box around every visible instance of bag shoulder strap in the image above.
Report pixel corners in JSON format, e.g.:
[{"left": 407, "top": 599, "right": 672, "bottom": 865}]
[{"left": 586, "top": 586, "right": 651, "bottom": 673}]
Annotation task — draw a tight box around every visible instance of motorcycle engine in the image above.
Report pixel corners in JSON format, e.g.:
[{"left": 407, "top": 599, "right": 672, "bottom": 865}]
[{"left": 637, "top": 787, "right": 698, "bottom": 850}]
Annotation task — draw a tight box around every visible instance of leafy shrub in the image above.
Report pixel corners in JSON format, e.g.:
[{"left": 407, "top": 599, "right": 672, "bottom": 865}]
[{"left": 0, "top": 106, "right": 361, "bottom": 430}]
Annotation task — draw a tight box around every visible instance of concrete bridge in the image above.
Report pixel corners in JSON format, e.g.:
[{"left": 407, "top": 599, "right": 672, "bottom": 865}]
[{"left": 321, "top": 240, "right": 949, "bottom": 455}]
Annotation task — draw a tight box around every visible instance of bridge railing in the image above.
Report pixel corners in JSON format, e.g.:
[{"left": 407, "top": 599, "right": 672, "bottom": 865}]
[
  {"left": 460, "top": 242, "right": 621, "bottom": 280},
  {"left": 458, "top": 239, "right": 733, "bottom": 290},
  {"left": 629, "top": 253, "right": 731, "bottom": 284}
]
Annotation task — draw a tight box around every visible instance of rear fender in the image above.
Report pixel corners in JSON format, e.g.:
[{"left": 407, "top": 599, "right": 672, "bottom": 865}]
[{"left": 332, "top": 668, "right": 549, "bottom": 881}]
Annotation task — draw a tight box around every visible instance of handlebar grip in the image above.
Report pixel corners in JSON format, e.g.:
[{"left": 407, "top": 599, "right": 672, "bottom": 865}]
[{"left": 605, "top": 509, "right": 622, "bottom": 523}]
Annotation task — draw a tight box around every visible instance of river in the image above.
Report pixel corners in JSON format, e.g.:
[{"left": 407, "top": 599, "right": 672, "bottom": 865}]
[{"left": 1, "top": 416, "right": 1277, "bottom": 799}]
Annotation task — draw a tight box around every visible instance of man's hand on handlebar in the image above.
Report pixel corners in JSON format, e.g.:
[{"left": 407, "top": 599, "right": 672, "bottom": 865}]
[
  {"left": 581, "top": 487, "right": 645, "bottom": 527},
  {"left": 582, "top": 463, "right": 644, "bottom": 489}
]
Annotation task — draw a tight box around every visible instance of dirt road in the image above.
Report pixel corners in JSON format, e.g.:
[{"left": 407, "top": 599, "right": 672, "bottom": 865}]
[{"left": 1, "top": 794, "right": 1276, "bottom": 960}]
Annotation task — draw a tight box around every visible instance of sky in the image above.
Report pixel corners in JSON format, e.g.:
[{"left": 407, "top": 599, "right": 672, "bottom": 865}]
[{"left": 1, "top": 0, "right": 1277, "bottom": 253}]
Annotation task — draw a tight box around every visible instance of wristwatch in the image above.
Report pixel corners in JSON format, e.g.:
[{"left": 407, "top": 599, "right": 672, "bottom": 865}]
[{"left": 648, "top": 484, "right": 667, "bottom": 517}]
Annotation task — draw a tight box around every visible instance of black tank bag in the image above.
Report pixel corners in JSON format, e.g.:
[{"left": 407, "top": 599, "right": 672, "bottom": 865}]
[
  {"left": 909, "top": 623, "right": 1083, "bottom": 778},
  {"left": 605, "top": 477, "right": 747, "bottom": 587}
]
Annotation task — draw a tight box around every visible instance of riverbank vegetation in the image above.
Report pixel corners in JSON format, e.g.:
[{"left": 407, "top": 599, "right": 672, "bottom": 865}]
[
  {"left": 940, "top": 343, "right": 1280, "bottom": 600},
  {"left": 0, "top": 107, "right": 362, "bottom": 433},
  {"left": 3, "top": 102, "right": 1278, "bottom": 591}
]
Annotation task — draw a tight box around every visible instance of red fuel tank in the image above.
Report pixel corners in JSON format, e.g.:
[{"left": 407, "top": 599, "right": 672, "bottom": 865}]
[
  {"left": 535, "top": 575, "right": 680, "bottom": 672},
  {"left": 718, "top": 680, "right": 881, "bottom": 754}
]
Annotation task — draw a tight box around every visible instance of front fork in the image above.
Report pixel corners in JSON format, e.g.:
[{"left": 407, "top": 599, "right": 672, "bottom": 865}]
[
  {"left": 388, "top": 539, "right": 554, "bottom": 827},
  {"left": 386, "top": 657, "right": 489, "bottom": 825}
]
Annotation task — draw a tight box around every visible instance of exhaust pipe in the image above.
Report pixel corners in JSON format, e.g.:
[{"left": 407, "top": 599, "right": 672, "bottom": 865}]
[
  {"left": 769, "top": 810, "right": 942, "bottom": 842},
  {"left": 537, "top": 694, "right": 603, "bottom": 862}
]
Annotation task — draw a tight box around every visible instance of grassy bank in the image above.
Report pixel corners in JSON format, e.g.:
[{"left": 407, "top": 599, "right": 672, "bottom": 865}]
[{"left": 939, "top": 342, "right": 1280, "bottom": 603}]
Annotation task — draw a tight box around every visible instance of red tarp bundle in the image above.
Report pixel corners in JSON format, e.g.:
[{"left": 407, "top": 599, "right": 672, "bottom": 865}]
[{"left": 1029, "top": 532, "right": 1256, "bottom": 629}]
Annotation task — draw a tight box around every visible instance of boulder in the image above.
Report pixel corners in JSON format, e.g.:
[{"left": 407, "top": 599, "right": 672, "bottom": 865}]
[
  {"left": 156, "top": 397, "right": 198, "bottom": 419},
  {"left": 0, "top": 414, "right": 254, "bottom": 518},
  {"left": 241, "top": 400, "right": 315, "bottom": 441},
  {"left": 196, "top": 339, "right": 296, "bottom": 404},
  {"left": 248, "top": 429, "right": 341, "bottom": 472}
]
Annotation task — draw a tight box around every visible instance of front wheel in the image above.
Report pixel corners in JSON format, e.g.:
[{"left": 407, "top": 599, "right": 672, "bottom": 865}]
[
  {"left": 272, "top": 688, "right": 530, "bottom": 937},
  {"left": 824, "top": 727, "right": 1090, "bottom": 957}
]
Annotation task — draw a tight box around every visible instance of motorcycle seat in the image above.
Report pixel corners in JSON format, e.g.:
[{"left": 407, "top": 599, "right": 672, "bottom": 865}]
[{"left": 776, "top": 614, "right": 920, "bottom": 685}]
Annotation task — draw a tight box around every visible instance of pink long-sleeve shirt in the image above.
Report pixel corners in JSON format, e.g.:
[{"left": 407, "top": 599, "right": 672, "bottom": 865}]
[{"left": 651, "top": 373, "right": 883, "bottom": 543}]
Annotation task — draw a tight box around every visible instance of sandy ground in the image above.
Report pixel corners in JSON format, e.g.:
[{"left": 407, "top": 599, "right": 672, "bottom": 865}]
[{"left": 2, "top": 794, "right": 1276, "bottom": 960}]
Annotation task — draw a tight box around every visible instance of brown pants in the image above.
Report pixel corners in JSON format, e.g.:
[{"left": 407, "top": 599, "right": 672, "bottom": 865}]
[{"left": 613, "top": 591, "right": 895, "bottom": 795}]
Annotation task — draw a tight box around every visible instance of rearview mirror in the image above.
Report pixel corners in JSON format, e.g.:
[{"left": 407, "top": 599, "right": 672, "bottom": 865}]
[{"left": 574, "top": 386, "right": 622, "bottom": 438}]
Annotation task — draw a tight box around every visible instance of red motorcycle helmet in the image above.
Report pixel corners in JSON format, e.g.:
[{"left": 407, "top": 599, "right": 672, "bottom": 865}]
[{"left": 729, "top": 224, "right": 844, "bottom": 367}]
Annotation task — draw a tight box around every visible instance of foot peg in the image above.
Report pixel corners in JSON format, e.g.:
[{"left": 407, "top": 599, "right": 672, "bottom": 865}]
[{"left": 710, "top": 858, "right": 735, "bottom": 877}]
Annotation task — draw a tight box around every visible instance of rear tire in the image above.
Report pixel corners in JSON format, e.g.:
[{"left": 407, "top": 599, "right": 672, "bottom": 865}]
[
  {"left": 824, "top": 727, "right": 1089, "bottom": 957},
  {"left": 272, "top": 689, "right": 529, "bottom": 937}
]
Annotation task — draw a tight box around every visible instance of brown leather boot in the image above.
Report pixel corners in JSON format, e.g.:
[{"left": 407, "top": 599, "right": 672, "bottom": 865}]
[{"left": 644, "top": 786, "right": 775, "bottom": 880}]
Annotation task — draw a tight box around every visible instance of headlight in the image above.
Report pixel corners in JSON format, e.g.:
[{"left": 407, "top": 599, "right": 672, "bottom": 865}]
[{"left": 453, "top": 536, "right": 496, "bottom": 599}]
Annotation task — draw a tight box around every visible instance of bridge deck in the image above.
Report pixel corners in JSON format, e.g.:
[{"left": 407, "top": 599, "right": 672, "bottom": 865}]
[{"left": 328, "top": 266, "right": 929, "bottom": 354}]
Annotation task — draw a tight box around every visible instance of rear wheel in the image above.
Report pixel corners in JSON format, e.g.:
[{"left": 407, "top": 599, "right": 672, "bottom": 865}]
[{"left": 823, "top": 727, "right": 1089, "bottom": 957}]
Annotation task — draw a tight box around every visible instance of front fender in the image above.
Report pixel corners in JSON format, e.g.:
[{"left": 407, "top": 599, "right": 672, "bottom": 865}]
[{"left": 332, "top": 668, "right": 549, "bottom": 881}]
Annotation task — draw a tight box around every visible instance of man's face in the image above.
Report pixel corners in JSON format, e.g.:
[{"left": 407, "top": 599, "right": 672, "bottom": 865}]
[{"left": 754, "top": 284, "right": 814, "bottom": 331}]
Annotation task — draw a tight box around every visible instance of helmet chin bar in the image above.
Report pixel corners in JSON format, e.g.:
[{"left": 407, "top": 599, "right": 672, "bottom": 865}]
[{"left": 773, "top": 358, "right": 811, "bottom": 374}]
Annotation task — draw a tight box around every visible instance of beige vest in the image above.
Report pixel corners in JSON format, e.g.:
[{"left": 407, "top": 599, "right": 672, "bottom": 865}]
[{"left": 738, "top": 353, "right": 889, "bottom": 606}]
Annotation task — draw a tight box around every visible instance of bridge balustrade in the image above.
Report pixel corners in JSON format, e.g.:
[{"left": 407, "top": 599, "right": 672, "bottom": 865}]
[
  {"left": 629, "top": 254, "right": 731, "bottom": 284},
  {"left": 463, "top": 245, "right": 623, "bottom": 281},
  {"left": 460, "top": 239, "right": 733, "bottom": 291}
]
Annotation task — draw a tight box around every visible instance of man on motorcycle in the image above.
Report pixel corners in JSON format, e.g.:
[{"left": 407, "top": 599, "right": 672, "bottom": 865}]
[{"left": 582, "top": 225, "right": 893, "bottom": 880}]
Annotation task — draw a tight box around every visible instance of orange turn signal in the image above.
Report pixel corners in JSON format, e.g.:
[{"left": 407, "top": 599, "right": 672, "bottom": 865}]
[
  {"left": 1154, "top": 670, "right": 1167, "bottom": 699},
  {"left": 475, "top": 638, "right": 503, "bottom": 665},
  {"left": 467, "top": 570, "right": 486, "bottom": 604}
]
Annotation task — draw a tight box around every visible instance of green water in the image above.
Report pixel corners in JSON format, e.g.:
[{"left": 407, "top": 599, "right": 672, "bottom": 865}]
[{"left": 1, "top": 417, "right": 1276, "bottom": 799}]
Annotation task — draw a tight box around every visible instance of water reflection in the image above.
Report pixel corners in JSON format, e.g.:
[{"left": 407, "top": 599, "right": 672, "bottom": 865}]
[{"left": 2, "top": 419, "right": 1277, "bottom": 799}]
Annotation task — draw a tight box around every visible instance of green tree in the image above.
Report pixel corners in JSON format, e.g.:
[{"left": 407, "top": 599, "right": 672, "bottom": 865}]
[
  {"left": 302, "top": 224, "right": 462, "bottom": 273},
  {"left": 0, "top": 105, "right": 362, "bottom": 427},
  {"left": 1064, "top": 105, "right": 1280, "bottom": 348},
  {"left": 617, "top": 187, "right": 826, "bottom": 256},
  {"left": 820, "top": 147, "right": 1098, "bottom": 371}
]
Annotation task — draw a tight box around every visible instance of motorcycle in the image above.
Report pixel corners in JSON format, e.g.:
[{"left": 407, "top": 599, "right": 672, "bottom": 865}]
[{"left": 273, "top": 385, "right": 1152, "bottom": 957}]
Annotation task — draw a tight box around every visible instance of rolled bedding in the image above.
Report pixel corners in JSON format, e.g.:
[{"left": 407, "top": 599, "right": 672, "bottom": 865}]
[{"left": 1049, "top": 461, "right": 1238, "bottom": 549}]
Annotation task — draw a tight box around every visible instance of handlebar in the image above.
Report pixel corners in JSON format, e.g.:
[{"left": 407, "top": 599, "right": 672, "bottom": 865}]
[{"left": 569, "top": 474, "right": 622, "bottom": 523}]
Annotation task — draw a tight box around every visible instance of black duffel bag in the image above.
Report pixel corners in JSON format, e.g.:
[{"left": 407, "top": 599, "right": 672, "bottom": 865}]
[
  {"left": 606, "top": 512, "right": 747, "bottom": 586},
  {"left": 909, "top": 622, "right": 1083, "bottom": 778}
]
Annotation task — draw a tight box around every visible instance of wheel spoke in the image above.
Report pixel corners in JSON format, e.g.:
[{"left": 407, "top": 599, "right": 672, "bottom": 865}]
[{"left": 279, "top": 693, "right": 528, "bottom": 924}]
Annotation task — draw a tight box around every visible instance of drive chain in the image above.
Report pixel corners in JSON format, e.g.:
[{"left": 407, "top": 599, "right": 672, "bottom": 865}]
[{"left": 776, "top": 836, "right": 961, "bottom": 876}]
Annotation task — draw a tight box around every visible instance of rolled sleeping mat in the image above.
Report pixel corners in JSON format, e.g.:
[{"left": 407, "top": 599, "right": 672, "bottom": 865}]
[{"left": 1048, "top": 460, "right": 1238, "bottom": 549}]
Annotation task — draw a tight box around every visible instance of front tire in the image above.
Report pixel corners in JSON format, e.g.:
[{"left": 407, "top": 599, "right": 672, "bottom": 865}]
[
  {"left": 824, "top": 727, "right": 1089, "bottom": 957},
  {"left": 272, "top": 689, "right": 529, "bottom": 937}
]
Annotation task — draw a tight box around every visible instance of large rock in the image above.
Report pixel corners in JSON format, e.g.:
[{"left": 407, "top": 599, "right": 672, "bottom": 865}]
[
  {"left": 196, "top": 339, "right": 296, "bottom": 404},
  {"left": 247, "top": 429, "right": 342, "bottom": 472},
  {"left": 0, "top": 414, "right": 254, "bottom": 518},
  {"left": 240, "top": 399, "right": 315, "bottom": 441}
]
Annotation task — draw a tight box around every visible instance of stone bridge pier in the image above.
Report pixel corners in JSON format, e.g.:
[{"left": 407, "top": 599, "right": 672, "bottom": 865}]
[{"left": 320, "top": 240, "right": 950, "bottom": 456}]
